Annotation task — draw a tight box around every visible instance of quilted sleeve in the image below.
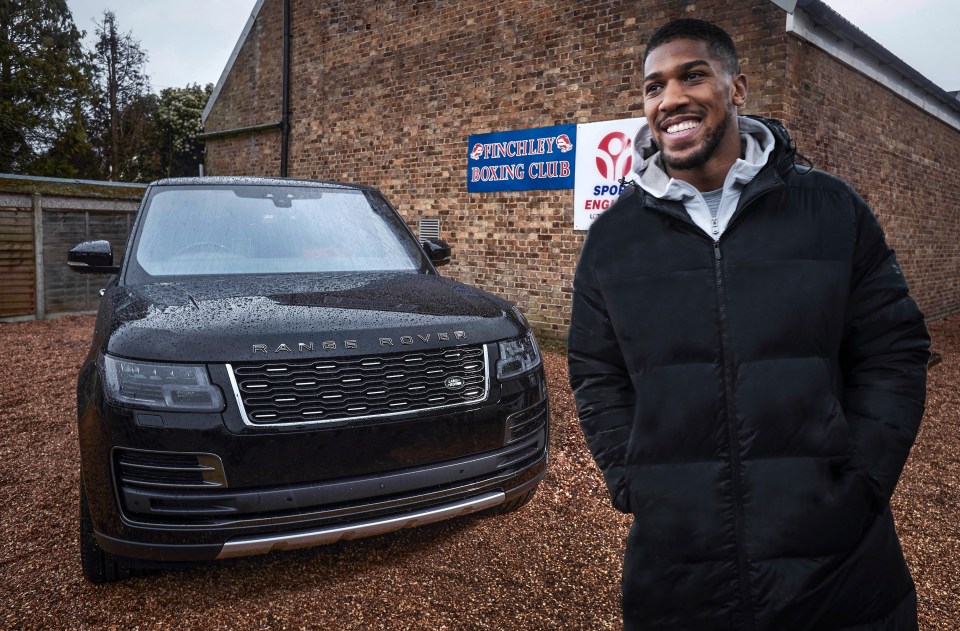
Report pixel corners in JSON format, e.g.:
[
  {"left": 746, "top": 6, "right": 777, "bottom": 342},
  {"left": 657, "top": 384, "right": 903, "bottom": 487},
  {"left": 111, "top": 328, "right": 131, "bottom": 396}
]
[
  {"left": 841, "top": 190, "right": 930, "bottom": 506},
  {"left": 567, "top": 252, "right": 635, "bottom": 514}
]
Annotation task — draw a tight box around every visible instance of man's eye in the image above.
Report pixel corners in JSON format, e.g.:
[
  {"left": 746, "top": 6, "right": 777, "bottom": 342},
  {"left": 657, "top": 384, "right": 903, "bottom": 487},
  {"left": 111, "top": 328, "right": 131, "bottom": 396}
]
[
  {"left": 645, "top": 85, "right": 662, "bottom": 96},
  {"left": 686, "top": 72, "right": 704, "bottom": 81}
]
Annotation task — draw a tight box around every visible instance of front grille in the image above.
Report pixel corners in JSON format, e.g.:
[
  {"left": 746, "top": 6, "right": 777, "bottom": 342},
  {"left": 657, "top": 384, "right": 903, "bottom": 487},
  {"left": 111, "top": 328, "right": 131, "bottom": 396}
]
[
  {"left": 228, "top": 345, "right": 489, "bottom": 426},
  {"left": 114, "top": 448, "right": 227, "bottom": 490}
]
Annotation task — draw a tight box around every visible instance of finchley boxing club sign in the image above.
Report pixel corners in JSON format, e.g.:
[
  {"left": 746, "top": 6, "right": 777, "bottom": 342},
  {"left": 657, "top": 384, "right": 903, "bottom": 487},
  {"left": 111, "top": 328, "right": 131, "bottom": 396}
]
[
  {"left": 466, "top": 118, "right": 646, "bottom": 230},
  {"left": 467, "top": 124, "right": 576, "bottom": 192}
]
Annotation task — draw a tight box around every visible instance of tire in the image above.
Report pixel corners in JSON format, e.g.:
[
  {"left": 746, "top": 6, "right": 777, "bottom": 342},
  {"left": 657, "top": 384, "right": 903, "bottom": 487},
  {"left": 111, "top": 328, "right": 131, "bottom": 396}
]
[
  {"left": 483, "top": 488, "right": 537, "bottom": 516},
  {"left": 80, "top": 483, "right": 139, "bottom": 584}
]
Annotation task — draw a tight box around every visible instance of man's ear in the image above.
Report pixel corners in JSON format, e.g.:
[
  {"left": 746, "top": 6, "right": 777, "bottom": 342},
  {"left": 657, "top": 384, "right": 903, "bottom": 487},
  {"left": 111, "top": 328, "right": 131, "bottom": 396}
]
[{"left": 732, "top": 73, "right": 748, "bottom": 107}]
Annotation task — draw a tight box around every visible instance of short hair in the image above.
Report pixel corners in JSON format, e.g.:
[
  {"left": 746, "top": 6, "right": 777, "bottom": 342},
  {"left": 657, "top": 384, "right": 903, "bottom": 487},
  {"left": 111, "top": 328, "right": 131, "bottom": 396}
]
[{"left": 643, "top": 18, "right": 741, "bottom": 76}]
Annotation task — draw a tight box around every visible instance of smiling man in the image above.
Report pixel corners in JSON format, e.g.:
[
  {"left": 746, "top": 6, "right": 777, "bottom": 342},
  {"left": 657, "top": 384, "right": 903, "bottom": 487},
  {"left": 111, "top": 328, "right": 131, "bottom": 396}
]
[{"left": 568, "top": 18, "right": 930, "bottom": 630}]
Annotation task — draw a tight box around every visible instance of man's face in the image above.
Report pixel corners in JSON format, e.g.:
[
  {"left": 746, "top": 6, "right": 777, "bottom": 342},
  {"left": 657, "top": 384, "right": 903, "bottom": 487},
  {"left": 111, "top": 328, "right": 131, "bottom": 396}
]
[{"left": 642, "top": 38, "right": 747, "bottom": 178}]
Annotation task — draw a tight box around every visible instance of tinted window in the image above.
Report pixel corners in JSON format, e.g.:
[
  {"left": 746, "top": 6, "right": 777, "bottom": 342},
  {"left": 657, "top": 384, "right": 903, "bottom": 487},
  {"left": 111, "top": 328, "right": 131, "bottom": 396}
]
[{"left": 129, "top": 186, "right": 423, "bottom": 280}]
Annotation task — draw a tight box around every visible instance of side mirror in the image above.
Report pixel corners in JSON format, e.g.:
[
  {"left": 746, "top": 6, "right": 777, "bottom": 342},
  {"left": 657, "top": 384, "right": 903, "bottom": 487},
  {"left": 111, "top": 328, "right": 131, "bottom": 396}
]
[
  {"left": 421, "top": 238, "right": 451, "bottom": 267},
  {"left": 68, "top": 240, "right": 120, "bottom": 274}
]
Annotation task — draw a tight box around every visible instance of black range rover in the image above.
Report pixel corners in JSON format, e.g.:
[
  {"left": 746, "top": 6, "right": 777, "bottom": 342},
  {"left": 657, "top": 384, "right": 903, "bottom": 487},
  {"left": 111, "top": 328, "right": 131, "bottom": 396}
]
[{"left": 70, "top": 177, "right": 548, "bottom": 583}]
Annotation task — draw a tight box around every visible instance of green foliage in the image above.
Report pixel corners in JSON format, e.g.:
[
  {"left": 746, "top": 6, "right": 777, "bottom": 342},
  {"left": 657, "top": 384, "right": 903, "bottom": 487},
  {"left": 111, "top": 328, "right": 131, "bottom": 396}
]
[
  {"left": 0, "top": 0, "right": 94, "bottom": 174},
  {"left": 2, "top": 5, "right": 214, "bottom": 182},
  {"left": 89, "top": 10, "right": 155, "bottom": 181},
  {"left": 156, "top": 83, "right": 213, "bottom": 177},
  {"left": 29, "top": 102, "right": 99, "bottom": 179}
]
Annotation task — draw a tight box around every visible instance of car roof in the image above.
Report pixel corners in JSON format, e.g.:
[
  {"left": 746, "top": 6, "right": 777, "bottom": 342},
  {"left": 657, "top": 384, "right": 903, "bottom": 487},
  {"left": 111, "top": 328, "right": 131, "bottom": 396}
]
[{"left": 149, "top": 176, "right": 374, "bottom": 192}]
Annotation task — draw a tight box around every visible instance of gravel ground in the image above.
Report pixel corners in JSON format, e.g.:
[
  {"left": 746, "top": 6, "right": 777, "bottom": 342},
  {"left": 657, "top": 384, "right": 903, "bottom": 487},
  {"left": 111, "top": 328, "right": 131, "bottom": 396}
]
[{"left": 1, "top": 315, "right": 957, "bottom": 630}]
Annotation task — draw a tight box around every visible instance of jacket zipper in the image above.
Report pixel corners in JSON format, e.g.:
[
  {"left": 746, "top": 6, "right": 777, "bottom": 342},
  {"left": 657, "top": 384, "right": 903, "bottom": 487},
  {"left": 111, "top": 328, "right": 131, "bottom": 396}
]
[
  {"left": 713, "top": 239, "right": 754, "bottom": 630},
  {"left": 647, "top": 180, "right": 780, "bottom": 629},
  {"left": 636, "top": 158, "right": 783, "bottom": 631},
  {"left": 713, "top": 183, "right": 779, "bottom": 629}
]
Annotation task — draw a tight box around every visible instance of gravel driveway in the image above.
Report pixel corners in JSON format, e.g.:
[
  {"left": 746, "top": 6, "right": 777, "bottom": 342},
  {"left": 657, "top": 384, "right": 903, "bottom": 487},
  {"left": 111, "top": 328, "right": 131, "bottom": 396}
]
[{"left": 2, "top": 315, "right": 957, "bottom": 629}]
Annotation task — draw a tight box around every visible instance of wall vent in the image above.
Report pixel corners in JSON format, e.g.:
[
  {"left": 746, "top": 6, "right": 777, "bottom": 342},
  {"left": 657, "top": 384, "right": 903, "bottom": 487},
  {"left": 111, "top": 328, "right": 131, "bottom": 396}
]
[{"left": 419, "top": 218, "right": 440, "bottom": 240}]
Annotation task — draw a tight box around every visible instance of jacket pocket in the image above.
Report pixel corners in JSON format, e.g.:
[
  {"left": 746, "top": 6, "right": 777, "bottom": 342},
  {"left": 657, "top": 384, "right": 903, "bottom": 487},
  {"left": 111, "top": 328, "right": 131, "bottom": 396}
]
[{"left": 743, "top": 455, "right": 877, "bottom": 559}]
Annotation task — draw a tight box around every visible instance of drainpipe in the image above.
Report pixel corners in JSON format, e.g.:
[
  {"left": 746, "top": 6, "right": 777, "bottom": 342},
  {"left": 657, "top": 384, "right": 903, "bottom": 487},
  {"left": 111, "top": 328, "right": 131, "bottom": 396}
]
[{"left": 280, "top": 0, "right": 291, "bottom": 177}]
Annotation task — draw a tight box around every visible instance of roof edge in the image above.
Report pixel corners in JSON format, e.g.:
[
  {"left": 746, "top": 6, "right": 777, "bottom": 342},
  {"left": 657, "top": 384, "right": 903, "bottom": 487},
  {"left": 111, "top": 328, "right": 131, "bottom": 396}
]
[
  {"left": 787, "top": 0, "right": 960, "bottom": 131},
  {"left": 201, "top": 0, "right": 267, "bottom": 126},
  {"left": 0, "top": 173, "right": 147, "bottom": 189}
]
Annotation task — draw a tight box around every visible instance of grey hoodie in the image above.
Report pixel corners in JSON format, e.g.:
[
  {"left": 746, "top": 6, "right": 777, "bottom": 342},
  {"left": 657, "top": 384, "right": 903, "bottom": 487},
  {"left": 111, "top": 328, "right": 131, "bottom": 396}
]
[{"left": 629, "top": 116, "right": 776, "bottom": 240}]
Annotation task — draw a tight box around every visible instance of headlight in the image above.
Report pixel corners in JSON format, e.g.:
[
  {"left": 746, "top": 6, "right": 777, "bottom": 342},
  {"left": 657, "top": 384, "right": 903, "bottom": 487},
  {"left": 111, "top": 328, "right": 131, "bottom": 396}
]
[
  {"left": 102, "top": 355, "right": 225, "bottom": 412},
  {"left": 497, "top": 331, "right": 542, "bottom": 380}
]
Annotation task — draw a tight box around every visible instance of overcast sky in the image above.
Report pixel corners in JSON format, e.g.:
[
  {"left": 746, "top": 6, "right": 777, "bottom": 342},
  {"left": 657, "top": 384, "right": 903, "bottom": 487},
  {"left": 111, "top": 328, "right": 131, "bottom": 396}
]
[
  {"left": 65, "top": 0, "right": 960, "bottom": 94},
  {"left": 822, "top": 0, "right": 959, "bottom": 91},
  {"left": 65, "top": 0, "right": 258, "bottom": 92}
]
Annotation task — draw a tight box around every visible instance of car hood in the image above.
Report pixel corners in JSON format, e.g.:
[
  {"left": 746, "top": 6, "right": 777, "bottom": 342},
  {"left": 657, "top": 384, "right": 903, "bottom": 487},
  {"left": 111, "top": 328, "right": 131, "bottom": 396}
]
[{"left": 102, "top": 272, "right": 527, "bottom": 362}]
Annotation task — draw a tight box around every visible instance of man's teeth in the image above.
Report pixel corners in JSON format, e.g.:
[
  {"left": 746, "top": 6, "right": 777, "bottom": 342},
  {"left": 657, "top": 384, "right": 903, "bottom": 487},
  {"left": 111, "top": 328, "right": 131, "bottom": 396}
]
[{"left": 666, "top": 121, "right": 700, "bottom": 134}]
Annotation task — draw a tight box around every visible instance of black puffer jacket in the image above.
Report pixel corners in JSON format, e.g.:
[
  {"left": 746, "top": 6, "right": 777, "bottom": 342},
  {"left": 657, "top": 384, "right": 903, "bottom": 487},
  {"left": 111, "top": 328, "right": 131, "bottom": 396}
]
[{"left": 568, "top": 117, "right": 929, "bottom": 630}]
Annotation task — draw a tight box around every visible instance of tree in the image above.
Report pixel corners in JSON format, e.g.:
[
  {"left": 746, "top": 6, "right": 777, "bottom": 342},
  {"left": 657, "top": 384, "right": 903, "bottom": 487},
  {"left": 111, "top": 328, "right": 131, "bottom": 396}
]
[
  {"left": 2, "top": 6, "right": 215, "bottom": 182},
  {"left": 31, "top": 98, "right": 99, "bottom": 178},
  {"left": 156, "top": 83, "right": 212, "bottom": 177},
  {"left": 113, "top": 91, "right": 162, "bottom": 182},
  {"left": 90, "top": 9, "right": 152, "bottom": 181},
  {"left": 0, "top": 0, "right": 93, "bottom": 174}
]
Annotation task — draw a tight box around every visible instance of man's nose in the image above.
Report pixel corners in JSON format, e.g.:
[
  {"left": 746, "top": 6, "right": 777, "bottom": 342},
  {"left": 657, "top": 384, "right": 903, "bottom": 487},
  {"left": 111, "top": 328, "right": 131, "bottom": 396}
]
[{"left": 659, "top": 80, "right": 689, "bottom": 112}]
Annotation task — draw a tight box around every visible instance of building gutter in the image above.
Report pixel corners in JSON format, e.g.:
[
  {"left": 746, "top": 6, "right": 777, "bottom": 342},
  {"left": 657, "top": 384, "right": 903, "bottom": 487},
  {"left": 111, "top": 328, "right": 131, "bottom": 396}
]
[{"left": 197, "top": 121, "right": 282, "bottom": 141}]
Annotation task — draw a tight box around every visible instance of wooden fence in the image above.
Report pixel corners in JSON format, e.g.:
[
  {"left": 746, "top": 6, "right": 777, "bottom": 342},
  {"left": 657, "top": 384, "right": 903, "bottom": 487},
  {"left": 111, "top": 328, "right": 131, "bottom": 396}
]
[{"left": 0, "top": 188, "right": 143, "bottom": 321}]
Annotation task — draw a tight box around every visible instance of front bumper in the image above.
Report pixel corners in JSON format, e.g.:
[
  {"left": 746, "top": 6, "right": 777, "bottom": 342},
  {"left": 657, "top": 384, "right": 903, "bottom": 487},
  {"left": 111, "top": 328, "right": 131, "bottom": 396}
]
[
  {"left": 216, "top": 490, "right": 507, "bottom": 559},
  {"left": 96, "top": 453, "right": 545, "bottom": 562},
  {"left": 80, "top": 364, "right": 548, "bottom": 562}
]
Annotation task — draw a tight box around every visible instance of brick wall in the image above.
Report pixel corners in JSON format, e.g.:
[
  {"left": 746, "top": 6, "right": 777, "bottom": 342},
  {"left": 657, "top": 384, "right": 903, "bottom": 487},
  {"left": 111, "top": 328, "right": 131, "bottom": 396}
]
[
  {"left": 204, "top": 0, "right": 960, "bottom": 339},
  {"left": 781, "top": 38, "right": 960, "bottom": 320},
  {"left": 203, "top": 0, "right": 284, "bottom": 176}
]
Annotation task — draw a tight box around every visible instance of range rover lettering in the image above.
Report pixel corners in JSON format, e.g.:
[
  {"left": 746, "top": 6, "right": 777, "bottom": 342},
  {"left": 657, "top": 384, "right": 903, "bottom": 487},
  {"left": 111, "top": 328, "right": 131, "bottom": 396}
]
[{"left": 70, "top": 177, "right": 548, "bottom": 583}]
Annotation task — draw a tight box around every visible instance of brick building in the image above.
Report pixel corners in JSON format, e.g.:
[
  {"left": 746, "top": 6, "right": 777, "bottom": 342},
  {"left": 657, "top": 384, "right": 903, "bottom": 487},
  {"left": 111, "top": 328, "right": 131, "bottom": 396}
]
[{"left": 201, "top": 0, "right": 960, "bottom": 341}]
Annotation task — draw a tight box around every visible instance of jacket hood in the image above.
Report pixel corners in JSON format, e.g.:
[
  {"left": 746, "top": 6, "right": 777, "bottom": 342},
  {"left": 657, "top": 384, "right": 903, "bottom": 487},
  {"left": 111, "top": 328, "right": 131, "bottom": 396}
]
[{"left": 631, "top": 115, "right": 781, "bottom": 200}]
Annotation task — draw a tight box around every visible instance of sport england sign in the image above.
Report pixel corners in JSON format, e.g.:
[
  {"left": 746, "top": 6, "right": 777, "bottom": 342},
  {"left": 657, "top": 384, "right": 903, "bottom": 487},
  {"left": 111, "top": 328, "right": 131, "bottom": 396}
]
[
  {"left": 573, "top": 117, "right": 646, "bottom": 230},
  {"left": 467, "top": 125, "right": 576, "bottom": 192}
]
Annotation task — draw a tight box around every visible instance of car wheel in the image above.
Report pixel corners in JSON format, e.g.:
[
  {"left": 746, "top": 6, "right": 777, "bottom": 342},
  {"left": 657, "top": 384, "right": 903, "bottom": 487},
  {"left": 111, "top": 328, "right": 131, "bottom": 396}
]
[{"left": 80, "top": 483, "right": 138, "bottom": 584}]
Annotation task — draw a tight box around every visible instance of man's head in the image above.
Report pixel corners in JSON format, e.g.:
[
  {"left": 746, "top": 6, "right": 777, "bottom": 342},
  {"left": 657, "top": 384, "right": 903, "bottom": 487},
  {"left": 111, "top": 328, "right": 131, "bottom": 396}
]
[
  {"left": 643, "top": 19, "right": 740, "bottom": 78},
  {"left": 641, "top": 19, "right": 748, "bottom": 189}
]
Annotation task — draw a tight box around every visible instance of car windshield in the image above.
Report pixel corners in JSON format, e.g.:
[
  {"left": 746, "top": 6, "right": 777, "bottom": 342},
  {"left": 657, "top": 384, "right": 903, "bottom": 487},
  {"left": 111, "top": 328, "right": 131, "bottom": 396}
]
[{"left": 130, "top": 185, "right": 423, "bottom": 279}]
